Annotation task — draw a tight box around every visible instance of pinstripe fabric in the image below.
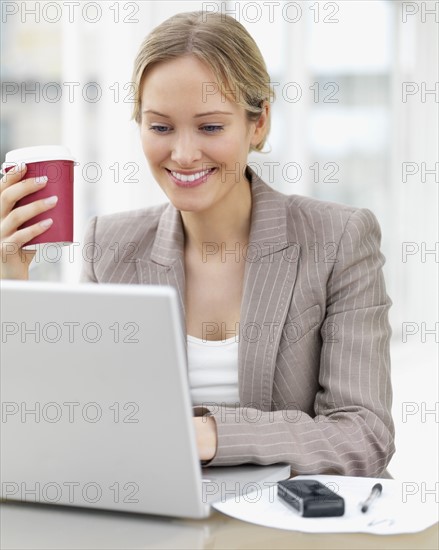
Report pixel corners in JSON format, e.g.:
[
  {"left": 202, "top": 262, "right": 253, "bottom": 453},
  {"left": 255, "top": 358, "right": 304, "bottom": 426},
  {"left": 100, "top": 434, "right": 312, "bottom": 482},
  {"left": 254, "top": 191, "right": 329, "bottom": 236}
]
[{"left": 79, "top": 166, "right": 395, "bottom": 478}]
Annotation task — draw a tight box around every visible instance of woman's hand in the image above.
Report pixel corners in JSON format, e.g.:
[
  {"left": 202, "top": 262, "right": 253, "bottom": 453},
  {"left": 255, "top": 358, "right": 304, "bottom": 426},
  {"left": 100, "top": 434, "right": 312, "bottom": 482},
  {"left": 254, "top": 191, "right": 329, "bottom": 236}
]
[
  {"left": 193, "top": 416, "right": 217, "bottom": 462},
  {"left": 0, "top": 163, "right": 57, "bottom": 280}
]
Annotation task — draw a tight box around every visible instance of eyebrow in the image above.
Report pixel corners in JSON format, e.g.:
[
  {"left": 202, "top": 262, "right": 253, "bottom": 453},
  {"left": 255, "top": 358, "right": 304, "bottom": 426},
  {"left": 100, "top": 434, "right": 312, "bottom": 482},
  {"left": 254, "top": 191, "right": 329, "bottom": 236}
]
[{"left": 142, "top": 109, "right": 234, "bottom": 118}]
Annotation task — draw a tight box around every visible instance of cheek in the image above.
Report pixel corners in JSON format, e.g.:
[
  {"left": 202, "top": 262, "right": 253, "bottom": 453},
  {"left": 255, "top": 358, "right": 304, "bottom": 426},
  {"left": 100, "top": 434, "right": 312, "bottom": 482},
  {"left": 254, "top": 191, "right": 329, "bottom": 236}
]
[
  {"left": 210, "top": 130, "right": 243, "bottom": 151},
  {"left": 211, "top": 134, "right": 244, "bottom": 159},
  {"left": 140, "top": 131, "right": 165, "bottom": 161}
]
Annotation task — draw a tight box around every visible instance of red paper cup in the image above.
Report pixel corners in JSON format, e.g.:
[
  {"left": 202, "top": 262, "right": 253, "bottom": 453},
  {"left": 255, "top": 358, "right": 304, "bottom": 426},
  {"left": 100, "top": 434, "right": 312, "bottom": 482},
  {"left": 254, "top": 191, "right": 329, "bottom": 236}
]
[{"left": 2, "top": 145, "right": 76, "bottom": 250}]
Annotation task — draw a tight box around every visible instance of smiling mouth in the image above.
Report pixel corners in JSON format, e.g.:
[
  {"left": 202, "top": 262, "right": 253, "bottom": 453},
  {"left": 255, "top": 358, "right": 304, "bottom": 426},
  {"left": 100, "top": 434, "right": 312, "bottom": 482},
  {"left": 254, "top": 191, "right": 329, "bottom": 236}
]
[
  {"left": 166, "top": 167, "right": 217, "bottom": 187},
  {"left": 166, "top": 167, "right": 216, "bottom": 182}
]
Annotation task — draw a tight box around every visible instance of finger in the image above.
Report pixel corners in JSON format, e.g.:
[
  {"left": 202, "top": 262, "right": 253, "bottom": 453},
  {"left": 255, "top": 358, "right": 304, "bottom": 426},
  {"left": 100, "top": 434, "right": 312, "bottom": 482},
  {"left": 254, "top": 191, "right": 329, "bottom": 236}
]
[
  {"left": 1, "top": 176, "right": 48, "bottom": 219},
  {"left": 1, "top": 218, "right": 53, "bottom": 251},
  {"left": 1, "top": 194, "right": 57, "bottom": 237},
  {"left": 0, "top": 162, "right": 28, "bottom": 192}
]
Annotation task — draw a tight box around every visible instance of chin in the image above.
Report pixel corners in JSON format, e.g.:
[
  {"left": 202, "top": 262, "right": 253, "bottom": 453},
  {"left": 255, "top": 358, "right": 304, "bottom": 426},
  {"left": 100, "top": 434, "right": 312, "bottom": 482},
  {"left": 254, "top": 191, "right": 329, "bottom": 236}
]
[{"left": 172, "top": 199, "right": 208, "bottom": 213}]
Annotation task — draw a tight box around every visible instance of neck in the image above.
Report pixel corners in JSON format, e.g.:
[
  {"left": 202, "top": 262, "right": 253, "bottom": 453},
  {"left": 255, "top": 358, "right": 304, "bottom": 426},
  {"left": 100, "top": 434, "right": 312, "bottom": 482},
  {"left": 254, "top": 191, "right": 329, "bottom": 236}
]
[{"left": 181, "top": 173, "right": 252, "bottom": 261}]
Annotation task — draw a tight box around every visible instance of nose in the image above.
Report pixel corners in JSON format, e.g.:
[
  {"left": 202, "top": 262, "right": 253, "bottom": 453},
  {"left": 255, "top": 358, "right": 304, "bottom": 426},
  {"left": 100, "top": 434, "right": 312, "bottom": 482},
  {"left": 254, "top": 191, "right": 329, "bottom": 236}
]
[{"left": 170, "top": 131, "right": 202, "bottom": 167}]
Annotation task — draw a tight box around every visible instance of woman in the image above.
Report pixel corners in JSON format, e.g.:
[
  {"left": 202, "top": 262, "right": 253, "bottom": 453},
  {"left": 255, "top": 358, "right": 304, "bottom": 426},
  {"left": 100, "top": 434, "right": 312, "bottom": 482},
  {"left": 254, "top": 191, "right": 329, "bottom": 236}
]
[{"left": 0, "top": 11, "right": 395, "bottom": 477}]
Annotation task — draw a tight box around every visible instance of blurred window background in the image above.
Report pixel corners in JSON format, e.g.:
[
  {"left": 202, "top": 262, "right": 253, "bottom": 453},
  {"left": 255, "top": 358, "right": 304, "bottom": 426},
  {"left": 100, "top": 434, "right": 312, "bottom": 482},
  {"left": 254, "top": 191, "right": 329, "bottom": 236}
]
[{"left": 1, "top": 1, "right": 438, "bottom": 481}]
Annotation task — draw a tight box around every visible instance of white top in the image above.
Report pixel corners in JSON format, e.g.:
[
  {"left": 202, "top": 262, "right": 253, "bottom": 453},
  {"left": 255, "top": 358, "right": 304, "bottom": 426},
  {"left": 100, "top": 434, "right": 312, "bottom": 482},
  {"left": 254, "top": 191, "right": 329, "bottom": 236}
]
[{"left": 187, "top": 334, "right": 240, "bottom": 407}]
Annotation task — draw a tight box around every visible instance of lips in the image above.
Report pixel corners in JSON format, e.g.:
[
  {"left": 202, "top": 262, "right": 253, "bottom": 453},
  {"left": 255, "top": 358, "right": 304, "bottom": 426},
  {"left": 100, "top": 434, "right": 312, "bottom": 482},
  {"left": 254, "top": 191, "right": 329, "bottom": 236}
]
[
  {"left": 166, "top": 167, "right": 217, "bottom": 188},
  {"left": 168, "top": 167, "right": 215, "bottom": 179}
]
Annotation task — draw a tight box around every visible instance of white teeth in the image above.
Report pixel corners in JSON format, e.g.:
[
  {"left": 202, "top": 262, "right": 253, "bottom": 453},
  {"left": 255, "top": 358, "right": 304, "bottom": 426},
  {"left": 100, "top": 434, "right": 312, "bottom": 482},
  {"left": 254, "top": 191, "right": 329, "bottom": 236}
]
[{"left": 170, "top": 168, "right": 213, "bottom": 182}]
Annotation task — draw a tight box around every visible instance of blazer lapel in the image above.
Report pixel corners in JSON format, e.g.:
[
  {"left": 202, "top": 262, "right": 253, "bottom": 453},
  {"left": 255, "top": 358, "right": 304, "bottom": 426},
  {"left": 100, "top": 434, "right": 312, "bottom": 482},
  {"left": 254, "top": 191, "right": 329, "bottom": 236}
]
[
  {"left": 134, "top": 167, "right": 300, "bottom": 410},
  {"left": 135, "top": 204, "right": 188, "bottom": 350},
  {"left": 238, "top": 168, "right": 300, "bottom": 410}
]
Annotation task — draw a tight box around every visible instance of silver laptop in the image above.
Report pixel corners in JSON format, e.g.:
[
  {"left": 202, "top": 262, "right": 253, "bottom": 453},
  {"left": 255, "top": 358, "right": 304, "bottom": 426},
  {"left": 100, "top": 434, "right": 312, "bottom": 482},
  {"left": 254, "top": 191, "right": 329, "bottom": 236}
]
[{"left": 0, "top": 280, "right": 290, "bottom": 519}]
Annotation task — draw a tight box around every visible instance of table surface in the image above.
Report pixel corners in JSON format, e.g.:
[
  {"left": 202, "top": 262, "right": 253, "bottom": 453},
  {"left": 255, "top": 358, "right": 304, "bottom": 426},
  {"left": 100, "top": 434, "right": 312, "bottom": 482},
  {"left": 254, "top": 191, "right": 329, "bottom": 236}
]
[{"left": 1, "top": 501, "right": 438, "bottom": 549}]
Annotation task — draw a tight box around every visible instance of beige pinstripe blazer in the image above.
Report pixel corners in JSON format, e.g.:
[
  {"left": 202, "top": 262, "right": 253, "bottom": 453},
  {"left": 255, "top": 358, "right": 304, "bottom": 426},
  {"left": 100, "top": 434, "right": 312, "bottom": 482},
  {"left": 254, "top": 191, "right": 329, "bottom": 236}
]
[{"left": 79, "top": 166, "right": 395, "bottom": 478}]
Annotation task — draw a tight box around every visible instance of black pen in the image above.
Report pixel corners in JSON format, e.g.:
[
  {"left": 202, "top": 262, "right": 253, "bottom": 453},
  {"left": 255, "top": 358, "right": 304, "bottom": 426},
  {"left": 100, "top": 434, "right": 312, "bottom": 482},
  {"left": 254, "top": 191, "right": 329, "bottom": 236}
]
[{"left": 360, "top": 483, "right": 382, "bottom": 513}]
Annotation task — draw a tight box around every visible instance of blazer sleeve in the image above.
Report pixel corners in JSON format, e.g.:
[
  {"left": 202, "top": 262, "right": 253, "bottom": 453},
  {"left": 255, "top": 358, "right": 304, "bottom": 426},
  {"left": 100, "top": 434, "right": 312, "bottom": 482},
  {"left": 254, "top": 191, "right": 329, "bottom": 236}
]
[{"left": 195, "top": 207, "right": 396, "bottom": 477}]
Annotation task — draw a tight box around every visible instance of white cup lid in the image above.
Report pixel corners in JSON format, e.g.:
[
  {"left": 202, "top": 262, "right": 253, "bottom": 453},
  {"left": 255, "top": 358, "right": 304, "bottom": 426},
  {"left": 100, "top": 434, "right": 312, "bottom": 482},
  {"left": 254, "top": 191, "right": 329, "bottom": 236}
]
[{"left": 2, "top": 145, "right": 76, "bottom": 173}]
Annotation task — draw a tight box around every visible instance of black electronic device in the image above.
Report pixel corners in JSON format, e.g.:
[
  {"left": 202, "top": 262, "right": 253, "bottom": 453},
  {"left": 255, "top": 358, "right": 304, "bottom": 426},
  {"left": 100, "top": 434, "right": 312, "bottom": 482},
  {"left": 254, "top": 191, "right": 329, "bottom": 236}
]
[{"left": 277, "top": 479, "right": 345, "bottom": 517}]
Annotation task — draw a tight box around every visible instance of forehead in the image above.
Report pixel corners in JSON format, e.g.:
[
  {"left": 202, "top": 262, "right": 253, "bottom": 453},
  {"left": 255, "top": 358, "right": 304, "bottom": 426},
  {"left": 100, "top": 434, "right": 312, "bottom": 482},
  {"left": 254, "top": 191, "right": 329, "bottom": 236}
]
[{"left": 140, "top": 55, "right": 239, "bottom": 112}]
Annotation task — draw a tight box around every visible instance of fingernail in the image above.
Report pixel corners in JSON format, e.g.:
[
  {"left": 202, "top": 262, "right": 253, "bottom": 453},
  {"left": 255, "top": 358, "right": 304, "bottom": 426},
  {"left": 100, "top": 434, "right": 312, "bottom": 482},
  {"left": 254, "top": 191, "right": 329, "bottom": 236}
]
[
  {"left": 44, "top": 195, "right": 58, "bottom": 205},
  {"left": 9, "top": 162, "right": 26, "bottom": 173},
  {"left": 40, "top": 218, "right": 53, "bottom": 228},
  {"left": 35, "top": 176, "right": 48, "bottom": 185}
]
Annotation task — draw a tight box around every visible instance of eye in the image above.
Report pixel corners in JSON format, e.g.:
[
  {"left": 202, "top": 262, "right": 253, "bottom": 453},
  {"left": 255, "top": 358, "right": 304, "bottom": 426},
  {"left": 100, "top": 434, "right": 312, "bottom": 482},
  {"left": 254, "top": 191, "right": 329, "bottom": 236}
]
[
  {"left": 148, "top": 125, "right": 169, "bottom": 133},
  {"left": 202, "top": 125, "right": 224, "bottom": 133}
]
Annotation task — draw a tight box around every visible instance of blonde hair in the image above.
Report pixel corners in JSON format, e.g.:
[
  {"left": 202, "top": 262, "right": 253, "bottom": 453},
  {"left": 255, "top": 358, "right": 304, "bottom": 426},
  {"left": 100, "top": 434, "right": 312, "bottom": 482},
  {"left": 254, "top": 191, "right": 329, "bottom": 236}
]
[{"left": 130, "top": 11, "right": 275, "bottom": 153}]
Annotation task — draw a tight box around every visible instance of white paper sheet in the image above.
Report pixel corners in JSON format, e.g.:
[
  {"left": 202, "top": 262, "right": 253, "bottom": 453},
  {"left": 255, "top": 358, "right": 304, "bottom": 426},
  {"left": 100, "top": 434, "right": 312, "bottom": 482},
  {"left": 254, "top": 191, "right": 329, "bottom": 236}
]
[{"left": 212, "top": 474, "right": 439, "bottom": 534}]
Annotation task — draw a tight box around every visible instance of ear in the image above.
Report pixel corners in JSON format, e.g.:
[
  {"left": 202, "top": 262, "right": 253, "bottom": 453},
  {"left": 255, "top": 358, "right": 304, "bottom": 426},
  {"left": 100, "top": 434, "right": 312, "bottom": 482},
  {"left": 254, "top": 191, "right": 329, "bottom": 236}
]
[{"left": 250, "top": 100, "right": 270, "bottom": 148}]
